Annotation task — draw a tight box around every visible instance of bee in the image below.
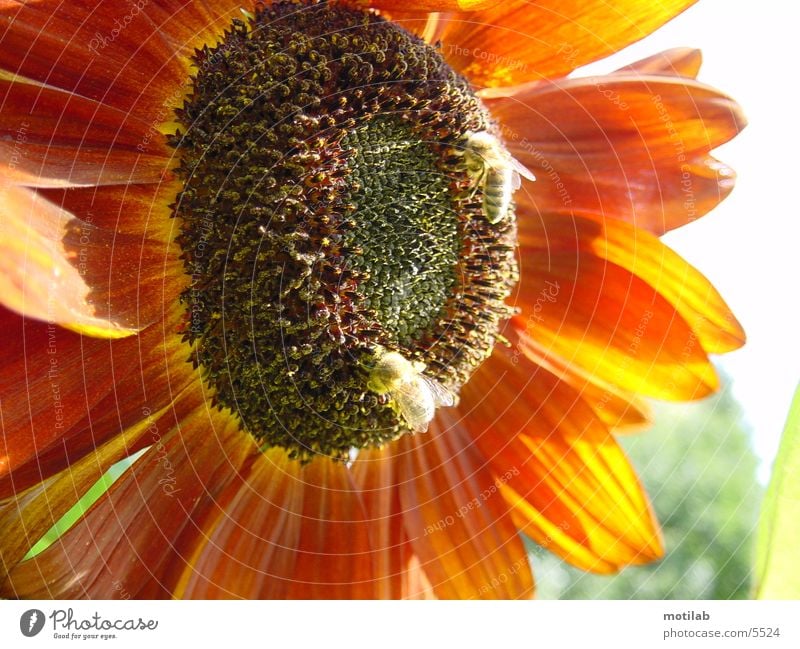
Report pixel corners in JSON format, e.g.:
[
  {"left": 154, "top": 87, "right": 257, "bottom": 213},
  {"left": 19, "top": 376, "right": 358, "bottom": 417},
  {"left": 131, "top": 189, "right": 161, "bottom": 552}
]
[
  {"left": 366, "top": 347, "right": 455, "bottom": 433},
  {"left": 458, "top": 131, "right": 536, "bottom": 224}
]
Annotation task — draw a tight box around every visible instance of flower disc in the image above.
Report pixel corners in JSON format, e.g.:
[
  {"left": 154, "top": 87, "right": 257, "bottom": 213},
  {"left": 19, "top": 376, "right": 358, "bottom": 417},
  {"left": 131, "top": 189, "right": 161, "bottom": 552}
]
[{"left": 172, "top": 0, "right": 518, "bottom": 459}]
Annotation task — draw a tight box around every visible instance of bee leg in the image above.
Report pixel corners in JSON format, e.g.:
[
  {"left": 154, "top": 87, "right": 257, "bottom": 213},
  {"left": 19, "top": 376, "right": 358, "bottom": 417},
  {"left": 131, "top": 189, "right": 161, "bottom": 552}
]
[{"left": 465, "top": 167, "right": 486, "bottom": 202}]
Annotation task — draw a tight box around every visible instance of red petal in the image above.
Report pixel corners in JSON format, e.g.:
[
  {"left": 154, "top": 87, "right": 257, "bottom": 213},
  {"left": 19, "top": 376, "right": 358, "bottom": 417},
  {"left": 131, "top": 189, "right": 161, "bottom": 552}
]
[
  {"left": 0, "top": 75, "right": 173, "bottom": 187},
  {"left": 0, "top": 186, "right": 135, "bottom": 336},
  {"left": 1, "top": 397, "right": 252, "bottom": 598},
  {"left": 0, "top": 184, "right": 182, "bottom": 334},
  {"left": 141, "top": 0, "right": 258, "bottom": 58},
  {"left": 614, "top": 47, "right": 703, "bottom": 78},
  {"left": 166, "top": 449, "right": 302, "bottom": 599},
  {"left": 398, "top": 414, "right": 534, "bottom": 599},
  {"left": 0, "top": 309, "right": 136, "bottom": 485},
  {"left": 285, "top": 458, "right": 379, "bottom": 598},
  {"left": 172, "top": 453, "right": 380, "bottom": 599},
  {"left": 0, "top": 307, "right": 197, "bottom": 498},
  {"left": 352, "top": 445, "right": 437, "bottom": 599},
  {"left": 0, "top": 1, "right": 179, "bottom": 119},
  {"left": 37, "top": 182, "right": 180, "bottom": 241},
  {"left": 489, "top": 75, "right": 745, "bottom": 234},
  {"left": 371, "top": 1, "right": 501, "bottom": 10}
]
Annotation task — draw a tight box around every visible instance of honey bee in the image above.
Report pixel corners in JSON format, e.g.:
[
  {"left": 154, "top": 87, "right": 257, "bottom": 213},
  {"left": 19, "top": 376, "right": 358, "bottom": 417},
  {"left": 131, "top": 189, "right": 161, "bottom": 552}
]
[
  {"left": 459, "top": 131, "right": 536, "bottom": 224},
  {"left": 366, "top": 347, "right": 455, "bottom": 433}
]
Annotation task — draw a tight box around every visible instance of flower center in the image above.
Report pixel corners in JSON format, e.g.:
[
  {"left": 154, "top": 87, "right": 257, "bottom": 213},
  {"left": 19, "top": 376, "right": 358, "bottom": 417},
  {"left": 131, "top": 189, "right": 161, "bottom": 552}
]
[{"left": 171, "top": 0, "right": 518, "bottom": 460}]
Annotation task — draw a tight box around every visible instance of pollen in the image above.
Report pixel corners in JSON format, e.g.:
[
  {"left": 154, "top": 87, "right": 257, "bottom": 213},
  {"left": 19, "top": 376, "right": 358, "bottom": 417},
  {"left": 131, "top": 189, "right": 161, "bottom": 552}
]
[{"left": 170, "top": 0, "right": 518, "bottom": 460}]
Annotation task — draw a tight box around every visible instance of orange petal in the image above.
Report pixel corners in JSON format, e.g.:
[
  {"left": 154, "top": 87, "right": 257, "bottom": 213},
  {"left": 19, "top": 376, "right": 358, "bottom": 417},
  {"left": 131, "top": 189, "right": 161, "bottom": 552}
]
[
  {"left": 370, "top": 0, "right": 501, "bottom": 11},
  {"left": 491, "top": 76, "right": 745, "bottom": 165},
  {"left": 437, "top": 0, "right": 696, "bottom": 86},
  {"left": 1, "top": 396, "right": 252, "bottom": 598},
  {"left": 0, "top": 307, "right": 197, "bottom": 498},
  {"left": 0, "top": 184, "right": 181, "bottom": 336},
  {"left": 490, "top": 74, "right": 745, "bottom": 234},
  {"left": 0, "top": 311, "right": 132, "bottom": 490},
  {"left": 58, "top": 207, "right": 185, "bottom": 330},
  {"left": 398, "top": 414, "right": 534, "bottom": 599},
  {"left": 614, "top": 47, "right": 703, "bottom": 78},
  {"left": 173, "top": 453, "right": 379, "bottom": 599},
  {"left": 461, "top": 351, "right": 663, "bottom": 571},
  {"left": 38, "top": 181, "right": 181, "bottom": 243},
  {"left": 514, "top": 243, "right": 720, "bottom": 400},
  {"left": 462, "top": 343, "right": 619, "bottom": 446},
  {"left": 166, "top": 449, "right": 302, "bottom": 599},
  {"left": 518, "top": 211, "right": 745, "bottom": 355},
  {"left": 285, "top": 458, "right": 379, "bottom": 598},
  {"left": 502, "top": 320, "right": 650, "bottom": 430},
  {"left": 464, "top": 328, "right": 648, "bottom": 445},
  {"left": 352, "top": 445, "right": 438, "bottom": 599}
]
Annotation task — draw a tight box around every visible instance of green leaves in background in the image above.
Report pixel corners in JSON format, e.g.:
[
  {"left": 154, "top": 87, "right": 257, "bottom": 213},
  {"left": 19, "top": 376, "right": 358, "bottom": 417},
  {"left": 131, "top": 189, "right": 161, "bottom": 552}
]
[{"left": 755, "top": 382, "right": 800, "bottom": 599}]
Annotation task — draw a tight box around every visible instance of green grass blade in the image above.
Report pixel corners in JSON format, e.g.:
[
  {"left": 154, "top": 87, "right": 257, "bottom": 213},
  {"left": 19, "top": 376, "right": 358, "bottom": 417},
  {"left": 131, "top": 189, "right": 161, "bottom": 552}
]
[{"left": 23, "top": 447, "right": 149, "bottom": 561}]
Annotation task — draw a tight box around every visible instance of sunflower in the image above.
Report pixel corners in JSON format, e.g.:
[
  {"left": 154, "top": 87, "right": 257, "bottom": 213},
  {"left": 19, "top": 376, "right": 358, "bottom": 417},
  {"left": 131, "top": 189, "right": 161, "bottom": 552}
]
[{"left": 0, "top": 0, "right": 745, "bottom": 599}]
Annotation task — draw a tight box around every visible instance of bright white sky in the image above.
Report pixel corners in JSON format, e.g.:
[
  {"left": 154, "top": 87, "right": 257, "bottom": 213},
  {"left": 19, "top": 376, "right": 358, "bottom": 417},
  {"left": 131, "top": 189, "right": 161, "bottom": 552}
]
[{"left": 577, "top": 0, "right": 799, "bottom": 481}]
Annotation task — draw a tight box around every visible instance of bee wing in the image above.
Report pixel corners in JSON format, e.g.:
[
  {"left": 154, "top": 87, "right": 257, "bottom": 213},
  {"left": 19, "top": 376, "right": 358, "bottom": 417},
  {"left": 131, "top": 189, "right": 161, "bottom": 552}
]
[
  {"left": 507, "top": 154, "right": 536, "bottom": 183},
  {"left": 393, "top": 381, "right": 436, "bottom": 433},
  {"left": 418, "top": 374, "right": 455, "bottom": 408}
]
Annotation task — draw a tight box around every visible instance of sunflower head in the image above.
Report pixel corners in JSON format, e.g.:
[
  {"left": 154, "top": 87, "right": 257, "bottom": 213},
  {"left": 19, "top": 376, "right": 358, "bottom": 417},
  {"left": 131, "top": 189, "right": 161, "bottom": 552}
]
[
  {"left": 0, "top": 0, "right": 748, "bottom": 601},
  {"left": 172, "top": 1, "right": 517, "bottom": 460}
]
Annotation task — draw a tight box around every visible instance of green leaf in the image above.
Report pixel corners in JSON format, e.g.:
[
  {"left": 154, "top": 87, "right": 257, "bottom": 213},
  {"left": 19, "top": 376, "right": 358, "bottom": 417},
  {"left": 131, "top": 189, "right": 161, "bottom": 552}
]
[{"left": 755, "top": 382, "right": 800, "bottom": 599}]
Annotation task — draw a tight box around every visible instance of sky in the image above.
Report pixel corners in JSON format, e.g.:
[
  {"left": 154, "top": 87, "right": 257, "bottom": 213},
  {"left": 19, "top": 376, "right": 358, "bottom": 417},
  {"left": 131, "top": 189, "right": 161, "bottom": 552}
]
[{"left": 576, "top": 0, "right": 798, "bottom": 481}]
